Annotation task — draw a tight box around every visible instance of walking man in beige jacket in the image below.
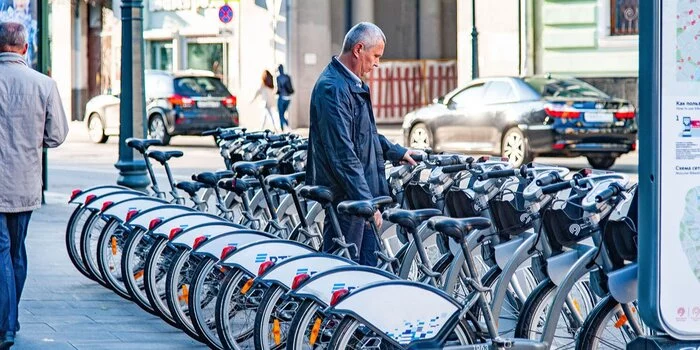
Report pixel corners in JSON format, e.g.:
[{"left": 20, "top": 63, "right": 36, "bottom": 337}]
[{"left": 0, "top": 22, "right": 69, "bottom": 349}]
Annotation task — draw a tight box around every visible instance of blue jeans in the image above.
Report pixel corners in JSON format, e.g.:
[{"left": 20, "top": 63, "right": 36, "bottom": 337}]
[
  {"left": 0, "top": 211, "right": 32, "bottom": 333},
  {"left": 322, "top": 213, "right": 378, "bottom": 266},
  {"left": 277, "top": 98, "right": 291, "bottom": 130}
]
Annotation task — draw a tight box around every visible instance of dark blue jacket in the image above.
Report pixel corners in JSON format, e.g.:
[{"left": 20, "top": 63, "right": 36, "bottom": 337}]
[{"left": 307, "top": 58, "right": 407, "bottom": 202}]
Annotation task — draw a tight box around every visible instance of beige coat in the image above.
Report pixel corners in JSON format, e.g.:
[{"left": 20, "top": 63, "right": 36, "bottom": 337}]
[{"left": 0, "top": 52, "right": 69, "bottom": 212}]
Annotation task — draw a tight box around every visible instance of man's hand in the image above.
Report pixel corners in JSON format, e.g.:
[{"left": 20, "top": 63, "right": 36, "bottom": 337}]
[
  {"left": 373, "top": 210, "right": 383, "bottom": 229},
  {"left": 401, "top": 150, "right": 418, "bottom": 166}
]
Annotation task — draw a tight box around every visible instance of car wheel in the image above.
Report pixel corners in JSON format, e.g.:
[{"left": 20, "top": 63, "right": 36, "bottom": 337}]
[
  {"left": 502, "top": 127, "right": 531, "bottom": 167},
  {"left": 87, "top": 113, "right": 108, "bottom": 144},
  {"left": 586, "top": 155, "right": 616, "bottom": 170},
  {"left": 148, "top": 115, "right": 171, "bottom": 145},
  {"left": 409, "top": 123, "right": 433, "bottom": 150}
]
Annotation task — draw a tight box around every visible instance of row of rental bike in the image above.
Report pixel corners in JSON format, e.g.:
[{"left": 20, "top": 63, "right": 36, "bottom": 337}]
[{"left": 64, "top": 127, "right": 647, "bottom": 350}]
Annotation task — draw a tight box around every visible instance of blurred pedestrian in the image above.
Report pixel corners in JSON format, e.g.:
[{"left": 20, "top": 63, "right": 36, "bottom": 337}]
[
  {"left": 0, "top": 22, "right": 69, "bottom": 349},
  {"left": 276, "top": 64, "right": 294, "bottom": 131},
  {"left": 252, "top": 69, "right": 277, "bottom": 131},
  {"left": 307, "top": 22, "right": 416, "bottom": 266}
]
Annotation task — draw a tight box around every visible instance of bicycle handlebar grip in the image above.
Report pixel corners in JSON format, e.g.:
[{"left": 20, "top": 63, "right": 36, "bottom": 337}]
[
  {"left": 245, "top": 133, "right": 266, "bottom": 141},
  {"left": 269, "top": 140, "right": 290, "bottom": 148},
  {"left": 541, "top": 180, "right": 573, "bottom": 195},
  {"left": 294, "top": 144, "right": 308, "bottom": 151},
  {"left": 266, "top": 134, "right": 286, "bottom": 142},
  {"left": 436, "top": 155, "right": 461, "bottom": 166},
  {"left": 536, "top": 172, "right": 561, "bottom": 186},
  {"left": 595, "top": 185, "right": 621, "bottom": 203},
  {"left": 477, "top": 169, "right": 516, "bottom": 181},
  {"left": 441, "top": 164, "right": 468, "bottom": 174},
  {"left": 409, "top": 153, "right": 425, "bottom": 162},
  {"left": 201, "top": 128, "right": 221, "bottom": 136}
]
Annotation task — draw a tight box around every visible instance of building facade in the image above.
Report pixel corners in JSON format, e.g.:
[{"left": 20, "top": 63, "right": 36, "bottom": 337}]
[{"left": 457, "top": 0, "right": 639, "bottom": 107}]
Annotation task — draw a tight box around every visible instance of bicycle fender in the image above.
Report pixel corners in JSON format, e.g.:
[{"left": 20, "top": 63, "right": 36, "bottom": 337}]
[
  {"left": 191, "top": 230, "right": 274, "bottom": 260},
  {"left": 170, "top": 222, "right": 246, "bottom": 248},
  {"left": 127, "top": 205, "right": 195, "bottom": 230},
  {"left": 291, "top": 265, "right": 397, "bottom": 307},
  {"left": 219, "top": 239, "right": 314, "bottom": 276},
  {"left": 68, "top": 185, "right": 132, "bottom": 204},
  {"left": 494, "top": 234, "right": 526, "bottom": 270},
  {"left": 257, "top": 253, "right": 353, "bottom": 289},
  {"left": 607, "top": 263, "right": 638, "bottom": 304},
  {"left": 101, "top": 197, "right": 168, "bottom": 222},
  {"left": 84, "top": 191, "right": 145, "bottom": 211},
  {"left": 329, "top": 280, "right": 461, "bottom": 346},
  {"left": 150, "top": 212, "right": 226, "bottom": 238}
]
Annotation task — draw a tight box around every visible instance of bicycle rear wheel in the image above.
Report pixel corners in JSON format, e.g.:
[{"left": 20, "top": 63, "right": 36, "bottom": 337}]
[{"left": 576, "top": 296, "right": 647, "bottom": 350}]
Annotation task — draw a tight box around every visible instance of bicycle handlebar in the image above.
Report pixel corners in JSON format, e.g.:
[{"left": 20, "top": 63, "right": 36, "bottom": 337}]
[
  {"left": 536, "top": 172, "right": 562, "bottom": 186},
  {"left": 540, "top": 180, "right": 573, "bottom": 195},
  {"left": 441, "top": 164, "right": 468, "bottom": 174},
  {"left": 595, "top": 183, "right": 624, "bottom": 203},
  {"left": 476, "top": 168, "right": 517, "bottom": 181}
]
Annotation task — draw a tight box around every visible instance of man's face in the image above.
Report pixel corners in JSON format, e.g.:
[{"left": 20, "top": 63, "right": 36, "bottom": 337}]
[{"left": 357, "top": 40, "right": 384, "bottom": 78}]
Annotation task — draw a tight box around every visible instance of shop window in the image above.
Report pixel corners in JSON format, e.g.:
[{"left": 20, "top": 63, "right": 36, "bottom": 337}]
[
  {"left": 146, "top": 40, "right": 173, "bottom": 71},
  {"left": 186, "top": 42, "right": 224, "bottom": 79},
  {"left": 610, "top": 0, "right": 639, "bottom": 36}
]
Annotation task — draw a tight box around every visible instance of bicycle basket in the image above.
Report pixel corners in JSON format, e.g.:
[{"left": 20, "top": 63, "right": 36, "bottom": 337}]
[
  {"left": 488, "top": 181, "right": 532, "bottom": 237},
  {"left": 444, "top": 175, "right": 480, "bottom": 218},
  {"left": 603, "top": 188, "right": 638, "bottom": 266},
  {"left": 542, "top": 194, "right": 595, "bottom": 251},
  {"left": 405, "top": 182, "right": 436, "bottom": 210}
]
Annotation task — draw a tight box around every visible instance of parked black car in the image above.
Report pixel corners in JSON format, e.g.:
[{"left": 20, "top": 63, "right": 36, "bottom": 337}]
[
  {"left": 85, "top": 70, "right": 239, "bottom": 145},
  {"left": 402, "top": 75, "right": 638, "bottom": 169}
]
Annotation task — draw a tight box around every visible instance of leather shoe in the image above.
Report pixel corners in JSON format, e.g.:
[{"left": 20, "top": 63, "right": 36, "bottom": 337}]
[{"left": 0, "top": 331, "right": 14, "bottom": 349}]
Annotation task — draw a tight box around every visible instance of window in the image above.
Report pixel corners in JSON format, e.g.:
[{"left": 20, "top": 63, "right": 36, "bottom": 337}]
[
  {"left": 146, "top": 40, "right": 173, "bottom": 71},
  {"left": 449, "top": 84, "right": 486, "bottom": 108},
  {"left": 483, "top": 81, "right": 516, "bottom": 104},
  {"left": 611, "top": 0, "right": 639, "bottom": 36},
  {"left": 174, "top": 77, "right": 231, "bottom": 97},
  {"left": 524, "top": 77, "right": 609, "bottom": 99},
  {"left": 187, "top": 42, "right": 224, "bottom": 76}
]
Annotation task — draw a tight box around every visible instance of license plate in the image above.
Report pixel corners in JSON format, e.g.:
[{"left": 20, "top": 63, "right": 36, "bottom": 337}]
[
  {"left": 584, "top": 112, "right": 613, "bottom": 123},
  {"left": 198, "top": 101, "right": 220, "bottom": 108}
]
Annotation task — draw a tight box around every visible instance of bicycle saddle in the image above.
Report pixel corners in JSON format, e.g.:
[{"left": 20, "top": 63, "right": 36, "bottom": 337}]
[
  {"left": 147, "top": 150, "right": 184, "bottom": 165},
  {"left": 299, "top": 186, "right": 335, "bottom": 206},
  {"left": 337, "top": 196, "right": 393, "bottom": 218},
  {"left": 383, "top": 208, "right": 442, "bottom": 233},
  {"left": 234, "top": 159, "right": 279, "bottom": 177},
  {"left": 192, "top": 170, "right": 234, "bottom": 187},
  {"left": 265, "top": 172, "right": 305, "bottom": 193},
  {"left": 126, "top": 138, "right": 162, "bottom": 153},
  {"left": 219, "top": 178, "right": 260, "bottom": 195},
  {"left": 175, "top": 181, "right": 207, "bottom": 196},
  {"left": 427, "top": 216, "right": 491, "bottom": 242}
]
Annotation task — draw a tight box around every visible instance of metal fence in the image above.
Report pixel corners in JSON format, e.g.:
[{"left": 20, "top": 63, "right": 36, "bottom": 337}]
[{"left": 366, "top": 59, "right": 457, "bottom": 124}]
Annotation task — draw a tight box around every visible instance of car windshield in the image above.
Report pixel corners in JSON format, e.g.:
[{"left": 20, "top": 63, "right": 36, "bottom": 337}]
[
  {"left": 174, "top": 77, "right": 230, "bottom": 97},
  {"left": 524, "top": 77, "right": 609, "bottom": 99}
]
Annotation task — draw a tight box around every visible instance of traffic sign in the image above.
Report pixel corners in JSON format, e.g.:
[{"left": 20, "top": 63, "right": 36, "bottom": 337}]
[{"left": 219, "top": 4, "right": 234, "bottom": 24}]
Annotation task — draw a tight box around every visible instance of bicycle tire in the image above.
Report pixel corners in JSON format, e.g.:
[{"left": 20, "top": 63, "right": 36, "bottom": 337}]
[
  {"left": 215, "top": 269, "right": 258, "bottom": 350},
  {"left": 95, "top": 219, "right": 133, "bottom": 300},
  {"left": 165, "top": 249, "right": 205, "bottom": 341},
  {"left": 143, "top": 237, "right": 180, "bottom": 327},
  {"left": 120, "top": 228, "right": 156, "bottom": 314},
  {"left": 79, "top": 210, "right": 109, "bottom": 284},
  {"left": 188, "top": 258, "right": 226, "bottom": 350},
  {"left": 253, "top": 285, "right": 292, "bottom": 350},
  {"left": 575, "top": 296, "right": 645, "bottom": 350},
  {"left": 65, "top": 205, "right": 97, "bottom": 281}
]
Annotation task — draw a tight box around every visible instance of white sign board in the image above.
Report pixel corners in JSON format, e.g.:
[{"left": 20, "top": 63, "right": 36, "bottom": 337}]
[{"left": 659, "top": 0, "right": 700, "bottom": 338}]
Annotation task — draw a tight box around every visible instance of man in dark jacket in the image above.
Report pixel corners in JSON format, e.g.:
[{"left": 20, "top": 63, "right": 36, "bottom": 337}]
[
  {"left": 276, "top": 64, "right": 293, "bottom": 131},
  {"left": 307, "top": 22, "right": 416, "bottom": 266}
]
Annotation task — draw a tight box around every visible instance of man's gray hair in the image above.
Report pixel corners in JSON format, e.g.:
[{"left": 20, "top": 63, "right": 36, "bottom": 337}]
[
  {"left": 0, "top": 22, "right": 28, "bottom": 50},
  {"left": 341, "top": 22, "right": 386, "bottom": 53}
]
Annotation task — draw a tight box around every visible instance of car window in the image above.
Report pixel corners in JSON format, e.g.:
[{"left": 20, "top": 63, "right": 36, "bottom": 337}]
[
  {"left": 449, "top": 83, "right": 486, "bottom": 107},
  {"left": 524, "top": 77, "right": 609, "bottom": 99},
  {"left": 483, "top": 81, "right": 516, "bottom": 104},
  {"left": 174, "top": 77, "right": 231, "bottom": 97},
  {"left": 145, "top": 74, "right": 174, "bottom": 99}
]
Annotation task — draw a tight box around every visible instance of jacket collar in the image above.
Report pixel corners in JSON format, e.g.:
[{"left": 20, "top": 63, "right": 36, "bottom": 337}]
[
  {"left": 330, "top": 57, "right": 368, "bottom": 94},
  {"left": 0, "top": 52, "right": 28, "bottom": 66}
]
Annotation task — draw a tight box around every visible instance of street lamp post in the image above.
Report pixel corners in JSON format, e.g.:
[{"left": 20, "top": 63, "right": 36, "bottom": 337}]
[
  {"left": 471, "top": 0, "right": 479, "bottom": 79},
  {"left": 114, "top": 0, "right": 150, "bottom": 189}
]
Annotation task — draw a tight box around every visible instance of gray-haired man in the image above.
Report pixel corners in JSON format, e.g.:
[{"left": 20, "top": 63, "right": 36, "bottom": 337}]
[
  {"left": 0, "top": 22, "right": 68, "bottom": 349},
  {"left": 307, "top": 22, "right": 416, "bottom": 266}
]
